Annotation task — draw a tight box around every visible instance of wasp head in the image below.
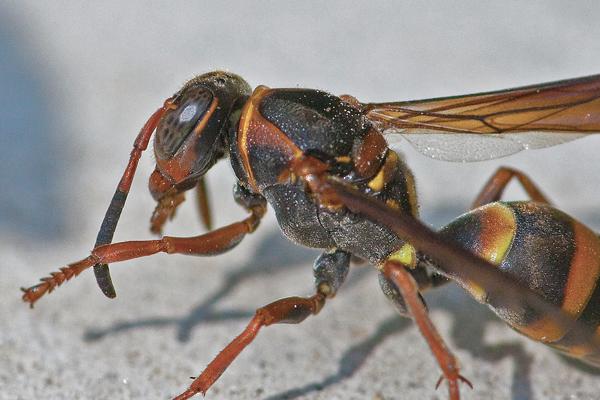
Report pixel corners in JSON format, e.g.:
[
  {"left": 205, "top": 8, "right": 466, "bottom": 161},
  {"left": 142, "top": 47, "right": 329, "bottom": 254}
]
[{"left": 149, "top": 71, "right": 251, "bottom": 201}]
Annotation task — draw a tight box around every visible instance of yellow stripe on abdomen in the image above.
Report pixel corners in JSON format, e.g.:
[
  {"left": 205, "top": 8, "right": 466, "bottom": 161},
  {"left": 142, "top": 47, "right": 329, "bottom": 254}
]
[{"left": 463, "top": 203, "right": 516, "bottom": 302}]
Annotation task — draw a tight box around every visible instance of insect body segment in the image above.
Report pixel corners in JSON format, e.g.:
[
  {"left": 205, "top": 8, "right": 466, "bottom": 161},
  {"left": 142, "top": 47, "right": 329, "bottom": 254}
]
[
  {"left": 441, "top": 201, "right": 600, "bottom": 364},
  {"left": 439, "top": 202, "right": 517, "bottom": 302},
  {"left": 233, "top": 85, "right": 418, "bottom": 265},
  {"left": 150, "top": 72, "right": 252, "bottom": 198},
  {"left": 233, "top": 85, "right": 372, "bottom": 192}
]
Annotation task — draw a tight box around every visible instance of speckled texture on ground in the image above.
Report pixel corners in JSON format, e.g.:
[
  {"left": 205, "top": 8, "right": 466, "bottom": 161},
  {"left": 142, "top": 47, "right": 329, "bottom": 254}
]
[{"left": 2, "top": 2, "right": 600, "bottom": 400}]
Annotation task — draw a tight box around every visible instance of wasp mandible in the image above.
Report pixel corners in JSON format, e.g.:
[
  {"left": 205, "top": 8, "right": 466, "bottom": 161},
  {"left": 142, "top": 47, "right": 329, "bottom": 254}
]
[{"left": 21, "top": 71, "right": 600, "bottom": 399}]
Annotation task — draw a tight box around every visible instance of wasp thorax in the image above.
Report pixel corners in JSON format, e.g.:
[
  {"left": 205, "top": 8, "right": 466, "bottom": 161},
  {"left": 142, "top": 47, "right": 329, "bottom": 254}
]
[{"left": 154, "top": 87, "right": 213, "bottom": 160}]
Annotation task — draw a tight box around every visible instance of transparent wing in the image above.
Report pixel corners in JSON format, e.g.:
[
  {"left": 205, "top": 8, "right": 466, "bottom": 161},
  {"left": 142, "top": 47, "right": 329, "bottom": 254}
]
[
  {"left": 365, "top": 75, "right": 600, "bottom": 162},
  {"left": 384, "top": 131, "right": 587, "bottom": 161}
]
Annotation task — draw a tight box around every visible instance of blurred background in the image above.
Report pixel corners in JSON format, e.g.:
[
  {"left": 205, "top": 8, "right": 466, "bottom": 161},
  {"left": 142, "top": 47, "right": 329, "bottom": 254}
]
[{"left": 2, "top": 2, "right": 600, "bottom": 399}]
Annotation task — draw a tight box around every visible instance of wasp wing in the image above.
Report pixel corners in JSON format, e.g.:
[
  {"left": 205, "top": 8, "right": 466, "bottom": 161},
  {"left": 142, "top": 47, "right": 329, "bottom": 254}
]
[
  {"left": 328, "top": 178, "right": 600, "bottom": 352},
  {"left": 364, "top": 75, "right": 600, "bottom": 161}
]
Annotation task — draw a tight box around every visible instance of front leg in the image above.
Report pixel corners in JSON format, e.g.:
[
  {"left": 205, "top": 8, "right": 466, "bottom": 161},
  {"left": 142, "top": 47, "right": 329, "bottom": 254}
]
[{"left": 21, "top": 198, "right": 266, "bottom": 307}]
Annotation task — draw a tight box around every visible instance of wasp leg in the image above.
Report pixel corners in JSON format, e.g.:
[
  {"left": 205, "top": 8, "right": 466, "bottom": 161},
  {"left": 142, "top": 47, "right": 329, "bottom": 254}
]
[
  {"left": 313, "top": 249, "right": 351, "bottom": 297},
  {"left": 382, "top": 260, "right": 472, "bottom": 400},
  {"left": 21, "top": 203, "right": 266, "bottom": 307},
  {"left": 379, "top": 268, "right": 432, "bottom": 316},
  {"left": 195, "top": 176, "right": 213, "bottom": 231},
  {"left": 471, "top": 166, "right": 551, "bottom": 209},
  {"left": 152, "top": 175, "right": 214, "bottom": 235},
  {"left": 173, "top": 294, "right": 325, "bottom": 400},
  {"left": 173, "top": 249, "right": 350, "bottom": 399},
  {"left": 94, "top": 98, "right": 175, "bottom": 298}
]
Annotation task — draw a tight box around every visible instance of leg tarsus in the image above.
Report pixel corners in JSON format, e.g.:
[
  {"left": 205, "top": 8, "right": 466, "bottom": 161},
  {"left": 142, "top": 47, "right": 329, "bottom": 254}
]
[
  {"left": 460, "top": 375, "right": 473, "bottom": 389},
  {"left": 436, "top": 374, "right": 473, "bottom": 390}
]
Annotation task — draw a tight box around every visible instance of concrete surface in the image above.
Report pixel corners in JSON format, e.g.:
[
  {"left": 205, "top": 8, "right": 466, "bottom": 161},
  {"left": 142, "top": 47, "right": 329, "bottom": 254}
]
[{"left": 2, "top": 2, "right": 600, "bottom": 399}]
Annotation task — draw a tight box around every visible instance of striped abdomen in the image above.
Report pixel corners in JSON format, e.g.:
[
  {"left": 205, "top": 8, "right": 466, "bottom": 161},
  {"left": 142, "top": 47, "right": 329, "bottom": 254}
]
[{"left": 440, "top": 201, "right": 600, "bottom": 366}]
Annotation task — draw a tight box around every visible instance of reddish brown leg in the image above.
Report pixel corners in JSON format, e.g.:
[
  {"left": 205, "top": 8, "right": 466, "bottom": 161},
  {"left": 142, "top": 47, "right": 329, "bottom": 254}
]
[
  {"left": 22, "top": 206, "right": 265, "bottom": 307},
  {"left": 195, "top": 176, "right": 213, "bottom": 231},
  {"left": 471, "top": 166, "right": 551, "bottom": 209},
  {"left": 94, "top": 97, "right": 176, "bottom": 298},
  {"left": 173, "top": 293, "right": 326, "bottom": 400},
  {"left": 382, "top": 260, "right": 472, "bottom": 400}
]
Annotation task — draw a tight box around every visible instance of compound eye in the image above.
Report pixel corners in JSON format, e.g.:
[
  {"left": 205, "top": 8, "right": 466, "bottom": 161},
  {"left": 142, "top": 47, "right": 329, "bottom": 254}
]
[{"left": 154, "top": 87, "right": 213, "bottom": 159}]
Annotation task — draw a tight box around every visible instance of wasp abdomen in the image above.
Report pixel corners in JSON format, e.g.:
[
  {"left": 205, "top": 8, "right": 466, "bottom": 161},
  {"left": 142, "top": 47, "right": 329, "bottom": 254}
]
[{"left": 440, "top": 201, "right": 600, "bottom": 364}]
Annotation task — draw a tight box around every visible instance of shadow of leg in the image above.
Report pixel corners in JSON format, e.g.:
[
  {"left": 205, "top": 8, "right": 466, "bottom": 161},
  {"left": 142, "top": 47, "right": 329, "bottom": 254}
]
[
  {"left": 264, "top": 315, "right": 411, "bottom": 400},
  {"left": 84, "top": 231, "right": 318, "bottom": 342},
  {"left": 428, "top": 285, "right": 534, "bottom": 400}
]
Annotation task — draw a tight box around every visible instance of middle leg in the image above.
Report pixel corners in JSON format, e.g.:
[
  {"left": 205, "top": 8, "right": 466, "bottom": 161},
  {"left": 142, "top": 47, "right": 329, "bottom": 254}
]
[{"left": 173, "top": 249, "right": 351, "bottom": 399}]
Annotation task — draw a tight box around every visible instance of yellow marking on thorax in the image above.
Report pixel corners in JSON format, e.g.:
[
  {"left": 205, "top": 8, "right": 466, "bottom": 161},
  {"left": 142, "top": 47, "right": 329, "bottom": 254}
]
[
  {"left": 368, "top": 168, "right": 385, "bottom": 192},
  {"left": 387, "top": 243, "right": 417, "bottom": 269},
  {"left": 397, "top": 155, "right": 419, "bottom": 216},
  {"left": 237, "top": 86, "right": 270, "bottom": 191},
  {"left": 368, "top": 151, "right": 399, "bottom": 192},
  {"left": 386, "top": 199, "right": 400, "bottom": 209}
]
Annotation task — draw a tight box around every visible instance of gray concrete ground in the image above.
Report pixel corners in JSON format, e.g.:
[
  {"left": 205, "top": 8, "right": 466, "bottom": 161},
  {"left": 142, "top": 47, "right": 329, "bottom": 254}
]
[{"left": 2, "top": 2, "right": 600, "bottom": 399}]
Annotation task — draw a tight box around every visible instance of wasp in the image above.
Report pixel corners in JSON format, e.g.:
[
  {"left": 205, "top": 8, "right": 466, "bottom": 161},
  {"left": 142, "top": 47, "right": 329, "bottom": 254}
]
[{"left": 21, "top": 71, "right": 600, "bottom": 399}]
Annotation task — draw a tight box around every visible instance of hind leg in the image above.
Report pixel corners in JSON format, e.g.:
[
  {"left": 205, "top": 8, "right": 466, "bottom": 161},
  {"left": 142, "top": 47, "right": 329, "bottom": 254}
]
[
  {"left": 472, "top": 167, "right": 551, "bottom": 209},
  {"left": 381, "top": 260, "right": 471, "bottom": 400}
]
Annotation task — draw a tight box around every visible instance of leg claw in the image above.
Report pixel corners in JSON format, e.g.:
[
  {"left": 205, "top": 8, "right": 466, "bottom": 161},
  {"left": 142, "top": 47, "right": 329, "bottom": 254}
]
[{"left": 435, "top": 374, "right": 473, "bottom": 390}]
